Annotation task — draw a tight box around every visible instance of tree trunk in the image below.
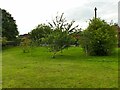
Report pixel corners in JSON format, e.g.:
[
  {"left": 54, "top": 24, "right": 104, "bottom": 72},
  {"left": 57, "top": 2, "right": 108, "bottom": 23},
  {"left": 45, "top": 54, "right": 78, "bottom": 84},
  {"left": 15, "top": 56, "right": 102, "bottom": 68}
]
[{"left": 52, "top": 52, "right": 56, "bottom": 58}]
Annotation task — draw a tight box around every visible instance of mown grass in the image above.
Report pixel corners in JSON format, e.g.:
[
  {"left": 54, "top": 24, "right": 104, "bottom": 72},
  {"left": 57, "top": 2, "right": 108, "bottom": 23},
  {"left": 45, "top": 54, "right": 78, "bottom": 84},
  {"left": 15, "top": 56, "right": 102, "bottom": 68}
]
[
  {"left": 2, "top": 46, "right": 118, "bottom": 88},
  {"left": 0, "top": 50, "right": 2, "bottom": 89}
]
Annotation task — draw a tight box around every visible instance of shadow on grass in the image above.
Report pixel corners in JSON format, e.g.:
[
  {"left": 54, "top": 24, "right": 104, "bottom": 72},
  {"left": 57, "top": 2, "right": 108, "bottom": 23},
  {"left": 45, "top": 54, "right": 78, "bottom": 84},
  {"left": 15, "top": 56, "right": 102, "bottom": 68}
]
[{"left": 53, "top": 48, "right": 118, "bottom": 63}]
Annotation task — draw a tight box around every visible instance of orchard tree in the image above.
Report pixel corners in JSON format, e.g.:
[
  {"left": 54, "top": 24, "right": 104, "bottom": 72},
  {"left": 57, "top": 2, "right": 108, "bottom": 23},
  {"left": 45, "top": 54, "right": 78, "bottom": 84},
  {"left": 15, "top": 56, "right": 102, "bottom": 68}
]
[
  {"left": 20, "top": 36, "right": 31, "bottom": 53},
  {"left": 81, "top": 18, "right": 117, "bottom": 56},
  {"left": 47, "top": 13, "right": 79, "bottom": 58},
  {"left": 30, "top": 24, "right": 51, "bottom": 46},
  {"left": 1, "top": 8, "right": 19, "bottom": 41},
  {"left": 46, "top": 28, "right": 73, "bottom": 58},
  {"left": 49, "top": 13, "right": 79, "bottom": 33}
]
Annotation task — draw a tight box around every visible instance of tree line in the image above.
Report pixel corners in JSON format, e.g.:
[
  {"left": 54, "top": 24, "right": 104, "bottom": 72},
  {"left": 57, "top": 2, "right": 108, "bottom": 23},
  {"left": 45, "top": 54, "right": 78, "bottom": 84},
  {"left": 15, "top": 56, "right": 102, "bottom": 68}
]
[{"left": 1, "top": 8, "right": 118, "bottom": 57}]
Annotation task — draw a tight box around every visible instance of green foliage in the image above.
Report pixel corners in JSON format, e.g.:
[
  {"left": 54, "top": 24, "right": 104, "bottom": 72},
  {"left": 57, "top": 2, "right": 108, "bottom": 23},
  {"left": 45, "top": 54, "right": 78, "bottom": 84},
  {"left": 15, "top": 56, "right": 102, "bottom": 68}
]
[
  {"left": 30, "top": 24, "right": 51, "bottom": 46},
  {"left": 81, "top": 18, "right": 117, "bottom": 56},
  {"left": 1, "top": 8, "right": 19, "bottom": 41},
  {"left": 20, "top": 37, "right": 31, "bottom": 53},
  {"left": 2, "top": 37, "right": 7, "bottom": 46},
  {"left": 0, "top": 37, "right": 7, "bottom": 46},
  {"left": 47, "top": 13, "right": 78, "bottom": 58},
  {"left": 115, "top": 24, "right": 120, "bottom": 47},
  {"left": 46, "top": 29, "right": 73, "bottom": 58},
  {"left": 70, "top": 29, "right": 82, "bottom": 46},
  {"left": 48, "top": 13, "right": 79, "bottom": 32}
]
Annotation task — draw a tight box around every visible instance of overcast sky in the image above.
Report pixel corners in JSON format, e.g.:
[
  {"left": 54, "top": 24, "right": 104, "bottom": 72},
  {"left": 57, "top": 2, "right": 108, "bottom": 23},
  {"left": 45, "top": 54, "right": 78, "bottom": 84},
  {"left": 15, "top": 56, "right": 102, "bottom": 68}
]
[{"left": 0, "top": 0, "right": 119, "bottom": 34}]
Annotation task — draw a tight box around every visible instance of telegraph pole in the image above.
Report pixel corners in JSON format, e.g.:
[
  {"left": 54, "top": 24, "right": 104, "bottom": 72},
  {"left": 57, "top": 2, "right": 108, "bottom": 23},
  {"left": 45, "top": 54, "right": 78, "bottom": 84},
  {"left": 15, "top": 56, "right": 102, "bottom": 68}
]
[{"left": 94, "top": 7, "right": 97, "bottom": 19}]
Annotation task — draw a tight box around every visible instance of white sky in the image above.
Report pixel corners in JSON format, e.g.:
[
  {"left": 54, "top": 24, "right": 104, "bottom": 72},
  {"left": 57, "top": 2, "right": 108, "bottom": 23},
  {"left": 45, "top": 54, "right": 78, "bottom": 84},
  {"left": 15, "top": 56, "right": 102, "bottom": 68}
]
[{"left": 0, "top": 0, "right": 119, "bottom": 34}]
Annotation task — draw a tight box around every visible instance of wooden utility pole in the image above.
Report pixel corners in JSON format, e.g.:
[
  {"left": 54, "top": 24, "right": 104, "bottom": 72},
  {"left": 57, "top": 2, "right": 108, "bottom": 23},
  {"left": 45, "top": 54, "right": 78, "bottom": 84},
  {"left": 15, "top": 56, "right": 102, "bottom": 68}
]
[{"left": 94, "top": 7, "right": 97, "bottom": 19}]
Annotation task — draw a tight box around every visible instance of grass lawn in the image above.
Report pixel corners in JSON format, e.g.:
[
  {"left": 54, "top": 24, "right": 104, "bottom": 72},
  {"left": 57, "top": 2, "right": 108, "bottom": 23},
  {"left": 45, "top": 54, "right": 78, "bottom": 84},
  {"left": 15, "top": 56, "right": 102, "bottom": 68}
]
[
  {"left": 2, "top": 46, "right": 118, "bottom": 88},
  {"left": 0, "top": 51, "right": 2, "bottom": 89}
]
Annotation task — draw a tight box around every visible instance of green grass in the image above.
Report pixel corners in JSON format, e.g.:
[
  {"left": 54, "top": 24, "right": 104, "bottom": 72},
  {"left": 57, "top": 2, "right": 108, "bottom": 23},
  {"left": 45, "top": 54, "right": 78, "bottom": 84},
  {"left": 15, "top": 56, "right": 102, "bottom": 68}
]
[
  {"left": 2, "top": 46, "right": 118, "bottom": 88},
  {"left": 0, "top": 51, "right": 2, "bottom": 89}
]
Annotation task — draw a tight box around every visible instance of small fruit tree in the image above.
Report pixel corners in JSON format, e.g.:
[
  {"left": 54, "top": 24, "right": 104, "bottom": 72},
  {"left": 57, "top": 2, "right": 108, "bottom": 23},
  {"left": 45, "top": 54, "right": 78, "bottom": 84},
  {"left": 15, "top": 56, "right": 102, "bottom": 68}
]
[
  {"left": 20, "top": 36, "right": 31, "bottom": 53},
  {"left": 46, "top": 13, "right": 78, "bottom": 58}
]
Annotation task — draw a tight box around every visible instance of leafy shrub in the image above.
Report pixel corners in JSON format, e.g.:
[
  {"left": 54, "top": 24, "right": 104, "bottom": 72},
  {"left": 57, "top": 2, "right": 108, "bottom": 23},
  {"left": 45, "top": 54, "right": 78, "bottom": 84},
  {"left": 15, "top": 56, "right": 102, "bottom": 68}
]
[
  {"left": 81, "top": 18, "right": 117, "bottom": 56},
  {"left": 20, "top": 37, "right": 31, "bottom": 53},
  {"left": 1, "top": 37, "right": 7, "bottom": 46},
  {"left": 30, "top": 24, "right": 51, "bottom": 46}
]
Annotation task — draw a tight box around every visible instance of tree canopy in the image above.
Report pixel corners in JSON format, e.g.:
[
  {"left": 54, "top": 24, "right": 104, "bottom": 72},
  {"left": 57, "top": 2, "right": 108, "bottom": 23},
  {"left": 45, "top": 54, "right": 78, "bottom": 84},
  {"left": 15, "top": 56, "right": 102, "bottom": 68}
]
[
  {"left": 30, "top": 24, "right": 52, "bottom": 46},
  {"left": 46, "top": 13, "right": 79, "bottom": 58},
  {"left": 1, "top": 8, "right": 19, "bottom": 41},
  {"left": 81, "top": 18, "right": 117, "bottom": 56}
]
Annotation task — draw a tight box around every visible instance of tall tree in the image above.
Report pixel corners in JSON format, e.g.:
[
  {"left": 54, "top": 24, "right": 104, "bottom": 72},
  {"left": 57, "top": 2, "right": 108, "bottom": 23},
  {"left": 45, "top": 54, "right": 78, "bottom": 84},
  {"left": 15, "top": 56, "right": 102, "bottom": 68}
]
[
  {"left": 1, "top": 8, "right": 19, "bottom": 41},
  {"left": 0, "top": 9, "right": 2, "bottom": 37}
]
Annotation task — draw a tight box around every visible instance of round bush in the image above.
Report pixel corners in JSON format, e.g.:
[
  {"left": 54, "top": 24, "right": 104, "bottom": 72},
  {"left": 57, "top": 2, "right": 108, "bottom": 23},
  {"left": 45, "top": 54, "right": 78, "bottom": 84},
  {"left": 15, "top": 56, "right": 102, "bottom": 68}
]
[{"left": 81, "top": 18, "right": 117, "bottom": 56}]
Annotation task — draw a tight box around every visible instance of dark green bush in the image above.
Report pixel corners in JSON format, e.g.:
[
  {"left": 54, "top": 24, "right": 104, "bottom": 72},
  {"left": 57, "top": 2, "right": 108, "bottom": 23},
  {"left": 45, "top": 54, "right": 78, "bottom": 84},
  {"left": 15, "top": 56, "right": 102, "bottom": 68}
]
[
  {"left": 30, "top": 24, "right": 51, "bottom": 46},
  {"left": 81, "top": 18, "right": 117, "bottom": 56}
]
